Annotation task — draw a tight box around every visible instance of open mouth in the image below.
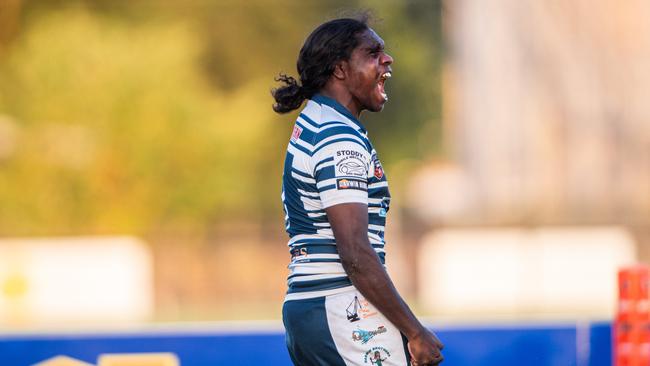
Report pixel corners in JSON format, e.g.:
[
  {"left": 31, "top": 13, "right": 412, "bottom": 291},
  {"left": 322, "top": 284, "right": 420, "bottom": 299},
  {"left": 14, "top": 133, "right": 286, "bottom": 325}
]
[{"left": 378, "top": 72, "right": 392, "bottom": 101}]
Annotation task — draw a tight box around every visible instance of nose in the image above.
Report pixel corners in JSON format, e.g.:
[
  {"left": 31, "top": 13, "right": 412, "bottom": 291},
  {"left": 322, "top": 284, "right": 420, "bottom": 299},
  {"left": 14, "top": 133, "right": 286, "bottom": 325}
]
[{"left": 382, "top": 52, "right": 393, "bottom": 66}]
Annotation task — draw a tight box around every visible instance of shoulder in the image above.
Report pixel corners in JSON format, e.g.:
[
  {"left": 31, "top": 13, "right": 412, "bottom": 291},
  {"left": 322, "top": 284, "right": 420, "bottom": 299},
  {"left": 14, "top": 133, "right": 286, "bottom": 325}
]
[
  {"left": 312, "top": 104, "right": 369, "bottom": 151},
  {"left": 295, "top": 100, "right": 370, "bottom": 157}
]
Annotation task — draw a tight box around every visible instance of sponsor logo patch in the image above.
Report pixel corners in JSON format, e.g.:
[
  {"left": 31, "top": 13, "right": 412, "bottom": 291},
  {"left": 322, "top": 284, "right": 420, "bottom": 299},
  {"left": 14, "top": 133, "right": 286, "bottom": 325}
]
[
  {"left": 290, "top": 125, "right": 303, "bottom": 142},
  {"left": 378, "top": 197, "right": 390, "bottom": 217},
  {"left": 374, "top": 166, "right": 384, "bottom": 180},
  {"left": 337, "top": 178, "right": 367, "bottom": 191},
  {"left": 290, "top": 247, "right": 307, "bottom": 262},
  {"left": 346, "top": 296, "right": 378, "bottom": 322},
  {"left": 339, "top": 161, "right": 366, "bottom": 176},
  {"left": 363, "top": 346, "right": 391, "bottom": 365},
  {"left": 352, "top": 326, "right": 387, "bottom": 344},
  {"left": 335, "top": 149, "right": 368, "bottom": 178},
  {"left": 373, "top": 162, "right": 383, "bottom": 180},
  {"left": 337, "top": 150, "right": 365, "bottom": 159},
  {"left": 372, "top": 153, "right": 384, "bottom": 179}
]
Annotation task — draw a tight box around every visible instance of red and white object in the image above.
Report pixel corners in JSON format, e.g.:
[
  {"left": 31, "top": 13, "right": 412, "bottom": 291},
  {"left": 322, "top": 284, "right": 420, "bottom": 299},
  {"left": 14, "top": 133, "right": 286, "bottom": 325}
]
[{"left": 615, "top": 265, "right": 650, "bottom": 366}]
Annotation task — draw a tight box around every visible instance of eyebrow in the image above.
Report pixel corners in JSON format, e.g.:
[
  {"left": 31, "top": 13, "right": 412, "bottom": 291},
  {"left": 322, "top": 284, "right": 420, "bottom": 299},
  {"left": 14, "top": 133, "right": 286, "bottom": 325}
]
[{"left": 364, "top": 42, "right": 384, "bottom": 53}]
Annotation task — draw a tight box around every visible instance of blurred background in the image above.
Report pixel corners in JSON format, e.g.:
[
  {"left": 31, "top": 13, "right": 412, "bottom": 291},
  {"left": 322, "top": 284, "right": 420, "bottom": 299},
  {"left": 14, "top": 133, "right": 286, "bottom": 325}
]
[{"left": 0, "top": 0, "right": 648, "bottom": 362}]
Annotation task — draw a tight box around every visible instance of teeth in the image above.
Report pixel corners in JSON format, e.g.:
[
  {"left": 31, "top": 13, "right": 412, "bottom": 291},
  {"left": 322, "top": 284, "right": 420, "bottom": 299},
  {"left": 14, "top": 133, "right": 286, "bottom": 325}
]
[{"left": 379, "top": 72, "right": 390, "bottom": 101}]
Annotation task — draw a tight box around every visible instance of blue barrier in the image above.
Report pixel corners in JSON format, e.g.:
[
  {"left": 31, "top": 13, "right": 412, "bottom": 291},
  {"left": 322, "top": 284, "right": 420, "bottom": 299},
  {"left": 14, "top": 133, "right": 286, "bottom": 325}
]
[
  {"left": 0, "top": 321, "right": 611, "bottom": 366},
  {"left": 439, "top": 324, "right": 577, "bottom": 365},
  {"left": 588, "top": 322, "right": 612, "bottom": 366}
]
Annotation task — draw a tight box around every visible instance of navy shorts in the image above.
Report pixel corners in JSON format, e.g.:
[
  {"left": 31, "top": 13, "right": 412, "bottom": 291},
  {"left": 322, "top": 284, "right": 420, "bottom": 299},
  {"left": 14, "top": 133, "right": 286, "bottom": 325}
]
[{"left": 283, "top": 288, "right": 411, "bottom": 366}]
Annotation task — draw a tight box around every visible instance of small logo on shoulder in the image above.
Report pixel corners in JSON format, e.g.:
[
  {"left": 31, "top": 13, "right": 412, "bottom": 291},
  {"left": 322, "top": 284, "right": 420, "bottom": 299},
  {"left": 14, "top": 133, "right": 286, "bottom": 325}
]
[
  {"left": 290, "top": 125, "right": 303, "bottom": 142},
  {"left": 374, "top": 165, "right": 384, "bottom": 180},
  {"left": 372, "top": 154, "right": 384, "bottom": 179}
]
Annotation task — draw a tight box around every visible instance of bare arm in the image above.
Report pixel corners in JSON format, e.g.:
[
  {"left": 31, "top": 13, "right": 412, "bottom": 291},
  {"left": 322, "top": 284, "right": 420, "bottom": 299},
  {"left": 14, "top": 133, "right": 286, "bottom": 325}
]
[{"left": 326, "top": 203, "right": 444, "bottom": 365}]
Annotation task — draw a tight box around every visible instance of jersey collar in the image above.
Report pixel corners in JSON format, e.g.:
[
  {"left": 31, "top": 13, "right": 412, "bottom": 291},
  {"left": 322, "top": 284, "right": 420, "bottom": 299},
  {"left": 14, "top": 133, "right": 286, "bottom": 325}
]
[{"left": 311, "top": 94, "right": 367, "bottom": 134}]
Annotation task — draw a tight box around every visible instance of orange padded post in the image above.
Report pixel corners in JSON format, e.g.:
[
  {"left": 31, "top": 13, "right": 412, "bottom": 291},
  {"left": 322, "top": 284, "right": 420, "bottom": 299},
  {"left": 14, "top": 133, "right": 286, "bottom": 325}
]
[{"left": 615, "top": 266, "right": 650, "bottom": 366}]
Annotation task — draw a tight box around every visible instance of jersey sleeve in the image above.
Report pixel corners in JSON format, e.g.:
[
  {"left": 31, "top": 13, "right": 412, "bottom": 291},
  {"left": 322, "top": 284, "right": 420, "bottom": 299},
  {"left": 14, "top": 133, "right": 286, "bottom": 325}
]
[{"left": 311, "top": 139, "right": 371, "bottom": 208}]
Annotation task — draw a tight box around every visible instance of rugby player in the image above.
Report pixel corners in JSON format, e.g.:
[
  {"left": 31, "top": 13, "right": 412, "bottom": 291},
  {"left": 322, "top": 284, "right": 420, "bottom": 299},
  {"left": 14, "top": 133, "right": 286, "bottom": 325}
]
[{"left": 272, "top": 16, "right": 444, "bottom": 366}]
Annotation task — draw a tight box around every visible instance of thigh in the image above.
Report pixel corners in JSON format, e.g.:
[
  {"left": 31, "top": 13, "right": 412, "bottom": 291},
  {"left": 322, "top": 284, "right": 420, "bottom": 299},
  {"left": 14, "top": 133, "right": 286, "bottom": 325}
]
[{"left": 324, "top": 290, "right": 411, "bottom": 366}]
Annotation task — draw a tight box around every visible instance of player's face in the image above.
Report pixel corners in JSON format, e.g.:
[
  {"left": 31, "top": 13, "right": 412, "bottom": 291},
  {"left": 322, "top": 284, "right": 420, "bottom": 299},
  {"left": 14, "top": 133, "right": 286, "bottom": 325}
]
[{"left": 345, "top": 28, "right": 393, "bottom": 114}]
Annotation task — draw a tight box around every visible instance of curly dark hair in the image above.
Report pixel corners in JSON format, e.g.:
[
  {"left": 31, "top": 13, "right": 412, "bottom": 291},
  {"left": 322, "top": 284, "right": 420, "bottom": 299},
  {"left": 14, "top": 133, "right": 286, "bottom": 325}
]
[{"left": 271, "top": 16, "right": 370, "bottom": 114}]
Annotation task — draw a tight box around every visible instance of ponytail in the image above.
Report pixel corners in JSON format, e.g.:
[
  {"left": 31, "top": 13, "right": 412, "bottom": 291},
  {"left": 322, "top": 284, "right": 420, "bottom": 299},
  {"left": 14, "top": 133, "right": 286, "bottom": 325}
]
[
  {"left": 271, "top": 17, "right": 370, "bottom": 115},
  {"left": 272, "top": 74, "right": 306, "bottom": 114}
]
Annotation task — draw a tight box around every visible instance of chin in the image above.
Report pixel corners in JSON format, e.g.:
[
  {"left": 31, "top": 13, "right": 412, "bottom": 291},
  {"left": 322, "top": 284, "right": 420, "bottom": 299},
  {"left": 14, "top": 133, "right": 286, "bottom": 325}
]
[
  {"left": 372, "top": 104, "right": 385, "bottom": 112},
  {"left": 372, "top": 100, "right": 387, "bottom": 112},
  {"left": 364, "top": 99, "right": 387, "bottom": 113}
]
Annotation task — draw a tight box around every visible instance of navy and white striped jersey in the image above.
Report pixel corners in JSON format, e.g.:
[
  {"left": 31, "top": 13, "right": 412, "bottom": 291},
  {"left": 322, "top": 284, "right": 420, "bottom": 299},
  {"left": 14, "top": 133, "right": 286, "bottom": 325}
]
[{"left": 281, "top": 94, "right": 391, "bottom": 301}]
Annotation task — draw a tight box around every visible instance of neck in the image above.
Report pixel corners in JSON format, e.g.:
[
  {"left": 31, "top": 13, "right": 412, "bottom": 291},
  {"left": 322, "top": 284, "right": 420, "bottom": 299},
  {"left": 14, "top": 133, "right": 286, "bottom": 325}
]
[{"left": 319, "top": 84, "right": 361, "bottom": 119}]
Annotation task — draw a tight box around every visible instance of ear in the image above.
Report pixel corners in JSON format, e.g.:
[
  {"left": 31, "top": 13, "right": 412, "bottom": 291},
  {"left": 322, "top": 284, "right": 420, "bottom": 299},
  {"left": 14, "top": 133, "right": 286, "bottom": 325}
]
[{"left": 332, "top": 60, "right": 347, "bottom": 80}]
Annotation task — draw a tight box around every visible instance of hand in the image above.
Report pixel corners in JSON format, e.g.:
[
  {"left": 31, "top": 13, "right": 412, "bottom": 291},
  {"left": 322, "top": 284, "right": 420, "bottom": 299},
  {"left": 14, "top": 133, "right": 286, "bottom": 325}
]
[{"left": 407, "top": 328, "right": 444, "bottom": 366}]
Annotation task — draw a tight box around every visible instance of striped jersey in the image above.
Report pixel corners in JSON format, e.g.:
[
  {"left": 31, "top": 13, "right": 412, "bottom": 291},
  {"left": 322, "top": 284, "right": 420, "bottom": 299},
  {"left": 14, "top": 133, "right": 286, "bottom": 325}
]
[{"left": 281, "top": 94, "right": 391, "bottom": 301}]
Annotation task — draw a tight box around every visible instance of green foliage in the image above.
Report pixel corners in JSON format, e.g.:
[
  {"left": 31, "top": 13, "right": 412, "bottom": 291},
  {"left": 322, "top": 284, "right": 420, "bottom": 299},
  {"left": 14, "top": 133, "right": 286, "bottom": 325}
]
[
  {"left": 360, "top": 0, "right": 444, "bottom": 162},
  {"left": 0, "top": 1, "right": 443, "bottom": 236}
]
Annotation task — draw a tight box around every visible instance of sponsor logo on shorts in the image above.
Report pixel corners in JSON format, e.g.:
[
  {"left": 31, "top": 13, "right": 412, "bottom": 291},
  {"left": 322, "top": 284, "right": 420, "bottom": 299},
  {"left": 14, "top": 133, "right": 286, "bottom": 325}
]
[
  {"left": 346, "top": 296, "right": 378, "bottom": 323},
  {"left": 337, "top": 178, "right": 367, "bottom": 191},
  {"left": 352, "top": 326, "right": 387, "bottom": 344},
  {"left": 363, "top": 346, "right": 391, "bottom": 365}
]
